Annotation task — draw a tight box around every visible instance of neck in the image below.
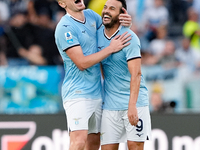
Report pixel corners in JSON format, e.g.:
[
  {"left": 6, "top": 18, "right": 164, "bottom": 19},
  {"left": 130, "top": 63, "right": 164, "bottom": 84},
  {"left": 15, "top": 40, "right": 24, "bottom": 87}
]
[
  {"left": 66, "top": 9, "right": 85, "bottom": 22},
  {"left": 105, "top": 23, "right": 120, "bottom": 38}
]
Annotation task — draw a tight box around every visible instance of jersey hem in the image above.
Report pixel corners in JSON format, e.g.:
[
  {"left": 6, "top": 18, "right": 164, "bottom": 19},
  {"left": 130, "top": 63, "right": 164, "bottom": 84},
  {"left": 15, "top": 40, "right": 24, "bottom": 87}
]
[
  {"left": 102, "top": 104, "right": 149, "bottom": 110},
  {"left": 63, "top": 97, "right": 102, "bottom": 104}
]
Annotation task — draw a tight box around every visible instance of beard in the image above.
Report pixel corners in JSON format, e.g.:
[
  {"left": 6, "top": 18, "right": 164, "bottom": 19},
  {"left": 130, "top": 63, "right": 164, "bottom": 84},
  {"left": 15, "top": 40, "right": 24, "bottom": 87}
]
[{"left": 103, "top": 13, "right": 119, "bottom": 29}]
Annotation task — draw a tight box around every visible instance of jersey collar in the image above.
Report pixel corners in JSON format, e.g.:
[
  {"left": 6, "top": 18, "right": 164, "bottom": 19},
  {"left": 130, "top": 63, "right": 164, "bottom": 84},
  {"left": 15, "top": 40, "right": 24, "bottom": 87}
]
[
  {"left": 104, "top": 25, "right": 122, "bottom": 40},
  {"left": 66, "top": 13, "right": 86, "bottom": 24}
]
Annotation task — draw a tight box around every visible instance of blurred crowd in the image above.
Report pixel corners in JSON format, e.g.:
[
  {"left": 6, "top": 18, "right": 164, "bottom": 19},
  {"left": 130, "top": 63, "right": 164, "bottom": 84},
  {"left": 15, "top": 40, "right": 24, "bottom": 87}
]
[
  {"left": 0, "top": 0, "right": 200, "bottom": 113},
  {"left": 0, "top": 0, "right": 200, "bottom": 68},
  {"left": 124, "top": 0, "right": 200, "bottom": 73},
  {"left": 0, "top": 0, "right": 65, "bottom": 66}
]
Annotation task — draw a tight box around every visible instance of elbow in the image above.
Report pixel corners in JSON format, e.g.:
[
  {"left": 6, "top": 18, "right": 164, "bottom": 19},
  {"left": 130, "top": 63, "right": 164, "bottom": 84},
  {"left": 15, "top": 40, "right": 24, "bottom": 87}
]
[
  {"left": 77, "top": 64, "right": 87, "bottom": 71},
  {"left": 136, "top": 69, "right": 142, "bottom": 77},
  {"left": 77, "top": 66, "right": 85, "bottom": 71},
  {"left": 131, "top": 72, "right": 141, "bottom": 81},
  {"left": 75, "top": 59, "right": 90, "bottom": 71},
  {"left": 135, "top": 71, "right": 142, "bottom": 81},
  {"left": 138, "top": 71, "right": 142, "bottom": 77},
  {"left": 79, "top": 68, "right": 85, "bottom": 71}
]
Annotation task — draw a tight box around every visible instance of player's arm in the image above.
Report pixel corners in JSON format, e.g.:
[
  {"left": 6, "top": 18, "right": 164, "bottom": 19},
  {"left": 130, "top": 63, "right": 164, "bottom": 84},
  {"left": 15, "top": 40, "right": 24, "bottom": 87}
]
[
  {"left": 66, "top": 32, "right": 131, "bottom": 71},
  {"left": 119, "top": 7, "right": 132, "bottom": 27},
  {"left": 127, "top": 58, "right": 141, "bottom": 126}
]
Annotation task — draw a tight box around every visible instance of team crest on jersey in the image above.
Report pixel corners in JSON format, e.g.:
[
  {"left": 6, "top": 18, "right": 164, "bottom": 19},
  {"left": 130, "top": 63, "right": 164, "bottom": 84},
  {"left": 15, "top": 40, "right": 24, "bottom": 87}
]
[
  {"left": 91, "top": 22, "right": 96, "bottom": 28},
  {"left": 65, "top": 32, "right": 73, "bottom": 44}
]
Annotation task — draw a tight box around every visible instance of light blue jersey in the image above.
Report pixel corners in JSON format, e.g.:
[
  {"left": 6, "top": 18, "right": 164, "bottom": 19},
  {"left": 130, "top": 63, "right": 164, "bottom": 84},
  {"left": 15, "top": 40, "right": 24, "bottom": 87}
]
[
  {"left": 97, "top": 26, "right": 149, "bottom": 110},
  {"left": 55, "top": 9, "right": 102, "bottom": 102}
]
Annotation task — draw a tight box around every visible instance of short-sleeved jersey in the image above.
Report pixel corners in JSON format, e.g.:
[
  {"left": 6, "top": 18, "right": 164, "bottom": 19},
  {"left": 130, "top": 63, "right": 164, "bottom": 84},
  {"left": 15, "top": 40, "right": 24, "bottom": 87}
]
[
  {"left": 97, "top": 25, "right": 149, "bottom": 110},
  {"left": 55, "top": 9, "right": 102, "bottom": 102}
]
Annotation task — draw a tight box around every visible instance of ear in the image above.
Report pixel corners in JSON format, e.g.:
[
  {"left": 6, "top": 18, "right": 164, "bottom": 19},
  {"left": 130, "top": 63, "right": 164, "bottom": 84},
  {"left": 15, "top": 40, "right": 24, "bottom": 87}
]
[{"left": 58, "top": 1, "right": 66, "bottom": 8}]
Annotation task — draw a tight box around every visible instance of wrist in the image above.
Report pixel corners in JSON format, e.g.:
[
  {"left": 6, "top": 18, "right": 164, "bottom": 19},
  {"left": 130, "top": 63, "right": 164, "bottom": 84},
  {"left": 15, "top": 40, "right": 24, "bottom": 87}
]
[
  {"left": 107, "top": 45, "right": 115, "bottom": 54},
  {"left": 129, "top": 101, "right": 137, "bottom": 106}
]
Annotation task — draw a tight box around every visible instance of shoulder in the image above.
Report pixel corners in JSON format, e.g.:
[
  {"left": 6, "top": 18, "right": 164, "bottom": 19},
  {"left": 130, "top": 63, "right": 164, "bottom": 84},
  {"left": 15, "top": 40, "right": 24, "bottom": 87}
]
[
  {"left": 55, "top": 15, "right": 76, "bottom": 35},
  {"left": 56, "top": 15, "right": 69, "bottom": 26},
  {"left": 97, "top": 25, "right": 104, "bottom": 33},
  {"left": 119, "top": 27, "right": 141, "bottom": 50},
  {"left": 84, "top": 9, "right": 100, "bottom": 17},
  {"left": 121, "top": 27, "right": 140, "bottom": 43},
  {"left": 120, "top": 27, "right": 137, "bottom": 36}
]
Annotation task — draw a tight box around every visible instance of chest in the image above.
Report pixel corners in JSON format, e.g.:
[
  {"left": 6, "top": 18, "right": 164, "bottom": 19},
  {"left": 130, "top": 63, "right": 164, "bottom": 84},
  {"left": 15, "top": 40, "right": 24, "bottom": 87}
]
[{"left": 76, "top": 20, "right": 97, "bottom": 46}]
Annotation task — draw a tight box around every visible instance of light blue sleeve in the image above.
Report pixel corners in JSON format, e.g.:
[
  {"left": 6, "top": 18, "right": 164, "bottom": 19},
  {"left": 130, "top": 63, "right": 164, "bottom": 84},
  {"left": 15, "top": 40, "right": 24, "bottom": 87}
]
[
  {"left": 56, "top": 24, "right": 80, "bottom": 52},
  {"left": 124, "top": 31, "right": 141, "bottom": 61}
]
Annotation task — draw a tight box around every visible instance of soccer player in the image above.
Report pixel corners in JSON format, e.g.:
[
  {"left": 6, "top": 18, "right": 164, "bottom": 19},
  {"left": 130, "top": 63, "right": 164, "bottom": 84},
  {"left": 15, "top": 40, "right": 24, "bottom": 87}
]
[
  {"left": 54, "top": 0, "right": 132, "bottom": 150},
  {"left": 97, "top": 0, "right": 151, "bottom": 150}
]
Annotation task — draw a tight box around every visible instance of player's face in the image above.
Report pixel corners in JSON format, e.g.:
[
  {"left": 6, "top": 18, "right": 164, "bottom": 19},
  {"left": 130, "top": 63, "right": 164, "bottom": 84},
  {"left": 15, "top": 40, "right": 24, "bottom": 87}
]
[
  {"left": 102, "top": 0, "right": 122, "bottom": 28},
  {"left": 59, "top": 0, "right": 85, "bottom": 12}
]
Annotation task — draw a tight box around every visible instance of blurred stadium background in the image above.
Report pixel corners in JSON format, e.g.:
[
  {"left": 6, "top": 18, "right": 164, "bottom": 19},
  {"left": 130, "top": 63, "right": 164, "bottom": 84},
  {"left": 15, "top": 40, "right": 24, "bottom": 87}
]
[{"left": 0, "top": 0, "right": 200, "bottom": 149}]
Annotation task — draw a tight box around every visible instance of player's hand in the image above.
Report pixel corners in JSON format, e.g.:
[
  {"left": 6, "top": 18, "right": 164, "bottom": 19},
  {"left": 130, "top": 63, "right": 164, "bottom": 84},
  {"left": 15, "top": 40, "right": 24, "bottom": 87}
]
[
  {"left": 128, "top": 105, "right": 139, "bottom": 126},
  {"left": 119, "top": 8, "right": 132, "bottom": 27},
  {"left": 109, "top": 31, "right": 131, "bottom": 53}
]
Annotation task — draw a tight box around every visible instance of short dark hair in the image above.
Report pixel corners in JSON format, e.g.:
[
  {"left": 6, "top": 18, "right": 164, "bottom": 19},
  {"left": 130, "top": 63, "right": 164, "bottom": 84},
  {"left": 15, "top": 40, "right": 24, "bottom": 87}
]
[{"left": 117, "top": 0, "right": 127, "bottom": 11}]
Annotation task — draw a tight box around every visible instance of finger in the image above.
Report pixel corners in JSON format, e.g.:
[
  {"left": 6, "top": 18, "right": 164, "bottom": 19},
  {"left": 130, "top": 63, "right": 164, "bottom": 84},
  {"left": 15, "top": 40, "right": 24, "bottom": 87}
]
[
  {"left": 129, "top": 118, "right": 134, "bottom": 125},
  {"left": 121, "top": 36, "right": 132, "bottom": 45},
  {"left": 134, "top": 121, "right": 138, "bottom": 126},
  {"left": 129, "top": 116, "right": 137, "bottom": 125},
  {"left": 119, "top": 14, "right": 131, "bottom": 19},
  {"left": 119, "top": 31, "right": 128, "bottom": 39},
  {"left": 122, "top": 38, "right": 132, "bottom": 45},
  {"left": 130, "top": 120, "right": 137, "bottom": 126},
  {"left": 119, "top": 14, "right": 131, "bottom": 20},
  {"left": 122, "top": 42, "right": 130, "bottom": 47},
  {"left": 121, "top": 34, "right": 132, "bottom": 41},
  {"left": 120, "top": 21, "right": 131, "bottom": 26},
  {"left": 120, "top": 23, "right": 131, "bottom": 27},
  {"left": 114, "top": 34, "right": 121, "bottom": 40},
  {"left": 121, "top": 7, "right": 127, "bottom": 14},
  {"left": 119, "top": 19, "right": 132, "bottom": 24}
]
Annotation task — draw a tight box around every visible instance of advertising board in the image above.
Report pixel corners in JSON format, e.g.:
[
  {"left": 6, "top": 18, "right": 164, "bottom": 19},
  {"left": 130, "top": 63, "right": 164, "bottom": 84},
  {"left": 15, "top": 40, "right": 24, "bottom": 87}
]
[{"left": 0, "top": 114, "right": 199, "bottom": 150}]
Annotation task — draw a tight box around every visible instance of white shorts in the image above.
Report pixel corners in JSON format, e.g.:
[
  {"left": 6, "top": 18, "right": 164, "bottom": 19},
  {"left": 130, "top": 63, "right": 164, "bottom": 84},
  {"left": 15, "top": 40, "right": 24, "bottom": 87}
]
[
  {"left": 63, "top": 98, "right": 102, "bottom": 134},
  {"left": 100, "top": 106, "right": 151, "bottom": 145}
]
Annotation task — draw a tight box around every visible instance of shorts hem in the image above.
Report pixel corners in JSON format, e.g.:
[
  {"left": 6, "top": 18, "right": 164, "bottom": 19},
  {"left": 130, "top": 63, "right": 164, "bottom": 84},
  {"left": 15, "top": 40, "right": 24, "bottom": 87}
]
[
  {"left": 127, "top": 139, "right": 147, "bottom": 142},
  {"left": 101, "top": 141, "right": 121, "bottom": 146}
]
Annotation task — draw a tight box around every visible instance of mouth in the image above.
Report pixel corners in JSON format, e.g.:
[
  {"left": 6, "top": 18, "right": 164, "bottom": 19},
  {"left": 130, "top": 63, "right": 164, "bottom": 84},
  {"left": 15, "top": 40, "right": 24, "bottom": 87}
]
[
  {"left": 103, "top": 14, "right": 112, "bottom": 20},
  {"left": 75, "top": 0, "right": 81, "bottom": 4}
]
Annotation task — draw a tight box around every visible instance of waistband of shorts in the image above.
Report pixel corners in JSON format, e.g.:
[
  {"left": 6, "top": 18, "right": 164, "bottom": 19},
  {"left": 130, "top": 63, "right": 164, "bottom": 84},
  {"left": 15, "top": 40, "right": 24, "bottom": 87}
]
[{"left": 63, "top": 98, "right": 102, "bottom": 104}]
